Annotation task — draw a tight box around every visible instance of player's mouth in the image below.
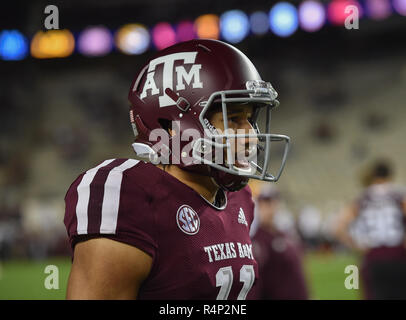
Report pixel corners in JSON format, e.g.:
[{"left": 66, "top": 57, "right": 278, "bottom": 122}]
[{"left": 232, "top": 146, "right": 257, "bottom": 173}]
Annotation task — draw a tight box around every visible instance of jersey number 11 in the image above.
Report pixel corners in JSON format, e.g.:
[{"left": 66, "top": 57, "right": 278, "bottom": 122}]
[{"left": 215, "top": 265, "right": 255, "bottom": 300}]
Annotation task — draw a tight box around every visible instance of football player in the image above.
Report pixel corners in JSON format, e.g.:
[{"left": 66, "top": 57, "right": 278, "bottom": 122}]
[
  {"left": 335, "top": 160, "right": 406, "bottom": 299},
  {"left": 64, "top": 39, "right": 290, "bottom": 299},
  {"left": 251, "top": 186, "right": 309, "bottom": 299}
]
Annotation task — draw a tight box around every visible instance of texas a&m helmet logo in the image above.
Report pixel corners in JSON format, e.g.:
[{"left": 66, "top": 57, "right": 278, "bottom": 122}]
[
  {"left": 136, "top": 52, "right": 203, "bottom": 108},
  {"left": 176, "top": 204, "right": 200, "bottom": 235}
]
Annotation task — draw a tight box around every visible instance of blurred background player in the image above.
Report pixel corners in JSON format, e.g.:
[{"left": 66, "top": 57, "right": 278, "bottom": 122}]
[
  {"left": 335, "top": 160, "right": 406, "bottom": 299},
  {"left": 251, "top": 185, "right": 309, "bottom": 299}
]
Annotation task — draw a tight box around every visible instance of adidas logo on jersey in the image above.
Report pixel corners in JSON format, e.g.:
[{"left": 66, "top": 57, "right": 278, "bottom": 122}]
[{"left": 238, "top": 208, "right": 248, "bottom": 227}]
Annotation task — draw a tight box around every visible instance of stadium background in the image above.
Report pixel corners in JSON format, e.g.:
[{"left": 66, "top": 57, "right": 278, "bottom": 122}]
[{"left": 0, "top": 0, "right": 405, "bottom": 299}]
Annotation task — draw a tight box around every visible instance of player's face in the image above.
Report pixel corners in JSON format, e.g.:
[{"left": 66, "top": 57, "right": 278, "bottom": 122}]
[
  {"left": 208, "top": 104, "right": 258, "bottom": 169},
  {"left": 258, "top": 198, "right": 279, "bottom": 225}
]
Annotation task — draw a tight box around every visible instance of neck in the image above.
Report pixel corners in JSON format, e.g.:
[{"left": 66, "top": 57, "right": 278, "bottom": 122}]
[
  {"left": 158, "top": 164, "right": 219, "bottom": 203},
  {"left": 261, "top": 220, "right": 276, "bottom": 233},
  {"left": 372, "top": 178, "right": 390, "bottom": 185}
]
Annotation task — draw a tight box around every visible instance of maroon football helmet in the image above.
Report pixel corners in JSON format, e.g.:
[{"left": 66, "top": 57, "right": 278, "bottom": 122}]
[{"left": 128, "top": 39, "right": 290, "bottom": 191}]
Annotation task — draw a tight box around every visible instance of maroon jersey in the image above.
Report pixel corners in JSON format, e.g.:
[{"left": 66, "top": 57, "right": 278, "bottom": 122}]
[
  {"left": 251, "top": 227, "right": 308, "bottom": 300},
  {"left": 64, "top": 158, "right": 258, "bottom": 300}
]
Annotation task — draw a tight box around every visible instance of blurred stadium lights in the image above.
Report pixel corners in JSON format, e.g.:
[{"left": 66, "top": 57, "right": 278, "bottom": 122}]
[
  {"left": 194, "top": 14, "right": 220, "bottom": 40},
  {"left": 152, "top": 22, "right": 176, "bottom": 50},
  {"left": 327, "top": 0, "right": 363, "bottom": 26},
  {"left": 220, "top": 10, "right": 250, "bottom": 43},
  {"left": 77, "top": 26, "right": 113, "bottom": 57},
  {"left": 366, "top": 0, "right": 392, "bottom": 20},
  {"left": 115, "top": 24, "right": 150, "bottom": 55},
  {"left": 299, "top": 1, "right": 326, "bottom": 32},
  {"left": 269, "top": 2, "right": 299, "bottom": 37},
  {"left": 30, "top": 30, "right": 75, "bottom": 59},
  {"left": 1, "top": 0, "right": 406, "bottom": 61},
  {"left": 249, "top": 11, "right": 270, "bottom": 36},
  {"left": 393, "top": 0, "right": 406, "bottom": 16},
  {"left": 176, "top": 20, "right": 196, "bottom": 42},
  {"left": 0, "top": 30, "right": 28, "bottom": 60}
]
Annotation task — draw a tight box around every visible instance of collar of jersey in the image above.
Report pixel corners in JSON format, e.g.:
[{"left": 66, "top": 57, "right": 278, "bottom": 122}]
[{"left": 199, "top": 188, "right": 228, "bottom": 211}]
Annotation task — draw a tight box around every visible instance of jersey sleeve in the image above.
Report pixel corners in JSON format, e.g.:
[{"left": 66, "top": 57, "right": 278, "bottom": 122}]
[{"left": 63, "top": 159, "right": 158, "bottom": 259}]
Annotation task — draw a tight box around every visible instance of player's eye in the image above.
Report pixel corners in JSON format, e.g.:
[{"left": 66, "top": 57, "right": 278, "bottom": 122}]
[
  {"left": 228, "top": 113, "right": 252, "bottom": 124},
  {"left": 229, "top": 116, "right": 240, "bottom": 123}
]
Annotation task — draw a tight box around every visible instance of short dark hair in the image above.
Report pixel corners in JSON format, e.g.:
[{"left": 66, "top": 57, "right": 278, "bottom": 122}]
[
  {"left": 372, "top": 161, "right": 392, "bottom": 179},
  {"left": 361, "top": 159, "right": 393, "bottom": 186}
]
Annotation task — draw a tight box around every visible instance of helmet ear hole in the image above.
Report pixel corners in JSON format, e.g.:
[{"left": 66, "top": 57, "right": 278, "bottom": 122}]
[
  {"left": 158, "top": 118, "right": 180, "bottom": 137},
  {"left": 158, "top": 118, "right": 172, "bottom": 133}
]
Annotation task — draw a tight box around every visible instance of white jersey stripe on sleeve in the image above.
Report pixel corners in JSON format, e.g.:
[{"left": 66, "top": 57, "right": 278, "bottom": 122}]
[
  {"left": 75, "top": 159, "right": 116, "bottom": 235},
  {"left": 100, "top": 159, "right": 140, "bottom": 234}
]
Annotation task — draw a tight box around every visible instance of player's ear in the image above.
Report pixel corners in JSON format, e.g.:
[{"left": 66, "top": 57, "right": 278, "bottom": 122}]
[
  {"left": 168, "top": 128, "right": 175, "bottom": 137},
  {"left": 158, "top": 118, "right": 178, "bottom": 137}
]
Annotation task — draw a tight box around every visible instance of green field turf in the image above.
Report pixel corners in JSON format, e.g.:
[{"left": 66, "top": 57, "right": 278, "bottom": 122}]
[
  {"left": 0, "top": 252, "right": 362, "bottom": 300},
  {"left": 0, "top": 257, "right": 71, "bottom": 300},
  {"left": 303, "top": 251, "right": 362, "bottom": 300}
]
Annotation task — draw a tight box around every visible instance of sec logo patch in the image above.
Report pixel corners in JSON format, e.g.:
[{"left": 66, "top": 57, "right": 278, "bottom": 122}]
[{"left": 176, "top": 205, "right": 200, "bottom": 235}]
